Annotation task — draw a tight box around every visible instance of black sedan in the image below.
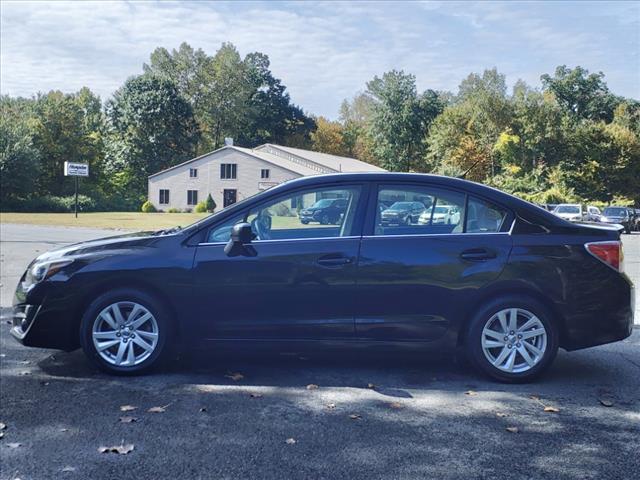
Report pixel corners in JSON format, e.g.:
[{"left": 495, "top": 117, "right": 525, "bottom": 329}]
[{"left": 11, "top": 173, "right": 634, "bottom": 382}]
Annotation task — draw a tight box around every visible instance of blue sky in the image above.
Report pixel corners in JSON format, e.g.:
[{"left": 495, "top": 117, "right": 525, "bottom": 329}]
[{"left": 1, "top": 1, "right": 638, "bottom": 118}]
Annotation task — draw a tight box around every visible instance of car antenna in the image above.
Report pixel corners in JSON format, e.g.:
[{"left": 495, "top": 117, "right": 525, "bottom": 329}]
[{"left": 458, "top": 158, "right": 484, "bottom": 179}]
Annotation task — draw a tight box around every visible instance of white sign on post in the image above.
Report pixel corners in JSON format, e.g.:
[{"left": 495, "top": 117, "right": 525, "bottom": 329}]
[{"left": 64, "top": 162, "right": 89, "bottom": 177}]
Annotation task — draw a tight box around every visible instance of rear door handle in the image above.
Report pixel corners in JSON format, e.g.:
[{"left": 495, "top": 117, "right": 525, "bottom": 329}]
[
  {"left": 317, "top": 255, "right": 352, "bottom": 267},
  {"left": 460, "top": 248, "right": 496, "bottom": 261}
]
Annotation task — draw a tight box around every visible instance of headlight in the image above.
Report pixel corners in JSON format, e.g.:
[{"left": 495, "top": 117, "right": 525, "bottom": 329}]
[{"left": 23, "top": 259, "right": 74, "bottom": 288}]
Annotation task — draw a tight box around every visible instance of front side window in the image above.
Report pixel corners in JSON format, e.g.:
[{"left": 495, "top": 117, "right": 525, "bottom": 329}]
[
  {"left": 187, "top": 190, "right": 198, "bottom": 205},
  {"left": 376, "top": 186, "right": 464, "bottom": 235},
  {"left": 221, "top": 164, "right": 237, "bottom": 179},
  {"left": 189, "top": 168, "right": 198, "bottom": 178},
  {"left": 206, "top": 186, "right": 361, "bottom": 243},
  {"left": 159, "top": 189, "right": 169, "bottom": 205}
]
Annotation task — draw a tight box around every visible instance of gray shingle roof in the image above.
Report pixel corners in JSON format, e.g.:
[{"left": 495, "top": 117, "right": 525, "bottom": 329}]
[{"left": 148, "top": 143, "right": 384, "bottom": 179}]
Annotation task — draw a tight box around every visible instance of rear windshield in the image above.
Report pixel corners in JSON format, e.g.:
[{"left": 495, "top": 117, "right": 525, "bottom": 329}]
[
  {"left": 555, "top": 205, "right": 580, "bottom": 214},
  {"left": 603, "top": 207, "right": 627, "bottom": 216},
  {"left": 389, "top": 202, "right": 413, "bottom": 209}
]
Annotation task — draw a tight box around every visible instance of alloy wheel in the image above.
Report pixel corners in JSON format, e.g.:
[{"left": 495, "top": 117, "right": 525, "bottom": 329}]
[
  {"left": 481, "top": 308, "right": 548, "bottom": 374},
  {"left": 92, "top": 301, "right": 159, "bottom": 367}
]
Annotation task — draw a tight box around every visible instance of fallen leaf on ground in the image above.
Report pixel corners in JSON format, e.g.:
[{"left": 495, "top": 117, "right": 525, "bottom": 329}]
[
  {"left": 464, "top": 390, "right": 477, "bottom": 396},
  {"left": 60, "top": 428, "right": 69, "bottom": 432},
  {"left": 20, "top": 360, "right": 30, "bottom": 365},
  {"left": 199, "top": 407, "right": 207, "bottom": 412},
  {"left": 0, "top": 422, "right": 6, "bottom": 430},
  {"left": 148, "top": 405, "right": 169, "bottom": 413},
  {"left": 98, "top": 444, "right": 134, "bottom": 455},
  {"left": 543, "top": 406, "right": 560, "bottom": 413},
  {"left": 61, "top": 466, "right": 76, "bottom": 472},
  {"left": 119, "top": 405, "right": 137, "bottom": 412},
  {"left": 0, "top": 432, "right": 4, "bottom": 439},
  {"left": 6, "top": 442, "right": 21, "bottom": 448},
  {"left": 349, "top": 414, "right": 362, "bottom": 420},
  {"left": 367, "top": 383, "right": 376, "bottom": 389},
  {"left": 495, "top": 412, "right": 508, "bottom": 418},
  {"left": 40, "top": 381, "right": 50, "bottom": 386},
  {"left": 326, "top": 403, "right": 336, "bottom": 409},
  {"left": 388, "top": 402, "right": 403, "bottom": 409},
  {"left": 306, "top": 384, "right": 319, "bottom": 390},
  {"left": 249, "top": 393, "right": 263, "bottom": 398},
  {"left": 225, "top": 372, "right": 244, "bottom": 381},
  {"left": 285, "top": 438, "right": 296, "bottom": 444},
  {"left": 506, "top": 427, "right": 519, "bottom": 433},
  {"left": 119, "top": 416, "right": 137, "bottom": 423},
  {"left": 599, "top": 398, "right": 614, "bottom": 407}
]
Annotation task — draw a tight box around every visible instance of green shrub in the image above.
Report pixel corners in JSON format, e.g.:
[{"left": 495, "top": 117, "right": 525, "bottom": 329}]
[
  {"left": 141, "top": 201, "right": 157, "bottom": 213},
  {"left": 205, "top": 194, "right": 216, "bottom": 213},
  {"left": 194, "top": 201, "right": 208, "bottom": 213},
  {"left": 1, "top": 195, "right": 97, "bottom": 213},
  {"left": 167, "top": 207, "right": 181, "bottom": 213}
]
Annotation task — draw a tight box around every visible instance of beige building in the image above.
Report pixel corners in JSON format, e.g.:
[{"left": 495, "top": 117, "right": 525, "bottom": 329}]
[{"left": 147, "top": 143, "right": 384, "bottom": 211}]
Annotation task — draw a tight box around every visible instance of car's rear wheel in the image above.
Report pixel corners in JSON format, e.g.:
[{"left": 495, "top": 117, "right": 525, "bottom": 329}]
[
  {"left": 320, "top": 214, "right": 330, "bottom": 225},
  {"left": 79, "top": 289, "right": 170, "bottom": 375},
  {"left": 466, "top": 296, "right": 559, "bottom": 382}
]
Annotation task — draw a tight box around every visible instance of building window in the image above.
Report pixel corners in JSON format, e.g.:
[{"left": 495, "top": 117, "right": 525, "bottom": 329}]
[
  {"left": 159, "top": 189, "right": 169, "bottom": 205},
  {"left": 220, "top": 163, "right": 237, "bottom": 179},
  {"left": 189, "top": 168, "right": 198, "bottom": 178},
  {"left": 187, "top": 190, "right": 198, "bottom": 205},
  {"left": 261, "top": 169, "right": 270, "bottom": 179}
]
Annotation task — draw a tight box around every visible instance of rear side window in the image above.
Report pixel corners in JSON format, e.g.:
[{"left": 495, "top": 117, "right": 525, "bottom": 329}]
[
  {"left": 375, "top": 185, "right": 465, "bottom": 236},
  {"left": 466, "top": 197, "right": 508, "bottom": 233}
]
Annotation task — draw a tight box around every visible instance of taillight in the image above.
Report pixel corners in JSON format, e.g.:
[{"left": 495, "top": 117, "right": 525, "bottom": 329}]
[{"left": 585, "top": 241, "right": 624, "bottom": 272}]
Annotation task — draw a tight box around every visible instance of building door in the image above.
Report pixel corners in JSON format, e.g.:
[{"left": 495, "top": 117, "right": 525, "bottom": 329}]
[{"left": 223, "top": 189, "right": 237, "bottom": 207}]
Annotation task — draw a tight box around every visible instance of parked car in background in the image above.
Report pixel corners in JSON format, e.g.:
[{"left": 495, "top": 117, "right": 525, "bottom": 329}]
[
  {"left": 585, "top": 205, "right": 602, "bottom": 222},
  {"left": 552, "top": 204, "right": 583, "bottom": 222},
  {"left": 418, "top": 205, "right": 461, "bottom": 225},
  {"left": 634, "top": 209, "right": 640, "bottom": 231},
  {"left": 298, "top": 198, "right": 347, "bottom": 225},
  {"left": 541, "top": 204, "right": 558, "bottom": 212},
  {"left": 10, "top": 173, "right": 634, "bottom": 383},
  {"left": 601, "top": 206, "right": 633, "bottom": 234},
  {"left": 380, "top": 201, "right": 425, "bottom": 226}
]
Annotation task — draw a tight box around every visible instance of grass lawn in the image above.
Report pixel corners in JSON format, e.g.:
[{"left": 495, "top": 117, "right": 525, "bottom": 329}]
[{"left": 0, "top": 212, "right": 210, "bottom": 230}]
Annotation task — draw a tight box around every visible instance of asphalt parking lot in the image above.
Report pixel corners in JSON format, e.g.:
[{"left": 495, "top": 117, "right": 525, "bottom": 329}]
[{"left": 0, "top": 224, "right": 639, "bottom": 480}]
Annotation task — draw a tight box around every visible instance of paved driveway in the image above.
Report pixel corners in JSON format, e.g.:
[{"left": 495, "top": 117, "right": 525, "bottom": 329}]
[{"left": 0, "top": 224, "right": 638, "bottom": 480}]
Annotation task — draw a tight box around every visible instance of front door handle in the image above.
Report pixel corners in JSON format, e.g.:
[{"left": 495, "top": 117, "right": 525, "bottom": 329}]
[
  {"left": 460, "top": 248, "right": 496, "bottom": 261},
  {"left": 317, "top": 255, "right": 352, "bottom": 267}
]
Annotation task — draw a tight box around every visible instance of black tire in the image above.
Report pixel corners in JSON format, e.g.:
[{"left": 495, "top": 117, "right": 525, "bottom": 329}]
[
  {"left": 320, "top": 214, "right": 330, "bottom": 225},
  {"left": 301, "top": 219, "right": 309, "bottom": 225},
  {"left": 79, "top": 288, "right": 171, "bottom": 375},
  {"left": 465, "top": 295, "right": 559, "bottom": 383}
]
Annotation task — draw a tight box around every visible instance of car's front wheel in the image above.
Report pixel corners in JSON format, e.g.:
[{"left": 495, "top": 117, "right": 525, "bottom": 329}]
[
  {"left": 466, "top": 296, "right": 559, "bottom": 382},
  {"left": 79, "top": 289, "right": 170, "bottom": 375}
]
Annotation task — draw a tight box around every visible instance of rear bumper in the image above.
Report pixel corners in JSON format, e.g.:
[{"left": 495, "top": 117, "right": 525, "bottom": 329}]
[{"left": 562, "top": 278, "right": 634, "bottom": 351}]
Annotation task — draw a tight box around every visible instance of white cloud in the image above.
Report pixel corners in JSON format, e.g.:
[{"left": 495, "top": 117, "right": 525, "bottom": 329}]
[{"left": 1, "top": 0, "right": 638, "bottom": 118}]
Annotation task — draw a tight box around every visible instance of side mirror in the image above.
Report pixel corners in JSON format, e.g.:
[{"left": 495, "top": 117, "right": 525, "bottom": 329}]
[{"left": 224, "top": 223, "right": 256, "bottom": 256}]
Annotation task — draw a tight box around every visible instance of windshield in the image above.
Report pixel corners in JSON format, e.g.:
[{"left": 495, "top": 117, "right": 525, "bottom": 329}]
[
  {"left": 310, "top": 199, "right": 333, "bottom": 208},
  {"left": 603, "top": 207, "right": 627, "bottom": 216},
  {"left": 389, "top": 202, "right": 413, "bottom": 209},
  {"left": 433, "top": 206, "right": 450, "bottom": 214},
  {"left": 555, "top": 205, "right": 580, "bottom": 214}
]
